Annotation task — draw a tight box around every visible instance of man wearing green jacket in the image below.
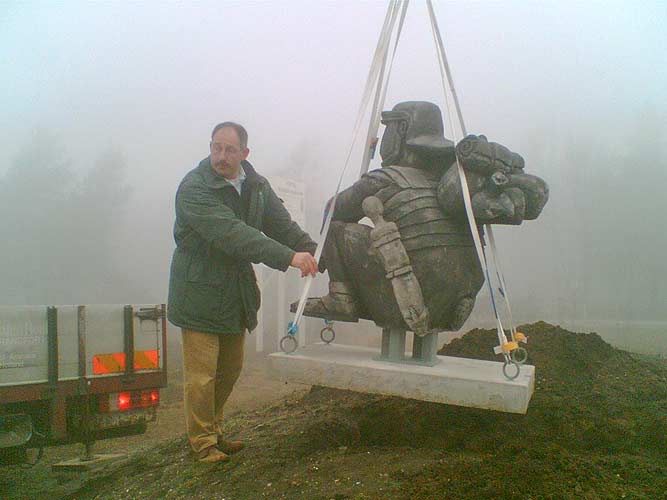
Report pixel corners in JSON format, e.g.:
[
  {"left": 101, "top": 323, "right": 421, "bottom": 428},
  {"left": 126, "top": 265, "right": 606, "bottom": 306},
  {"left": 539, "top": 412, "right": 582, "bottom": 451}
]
[{"left": 168, "top": 121, "right": 317, "bottom": 463}]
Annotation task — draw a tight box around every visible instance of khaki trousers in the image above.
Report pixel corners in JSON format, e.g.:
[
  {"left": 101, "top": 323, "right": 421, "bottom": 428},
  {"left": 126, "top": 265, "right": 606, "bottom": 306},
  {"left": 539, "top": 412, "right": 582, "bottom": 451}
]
[{"left": 181, "top": 329, "right": 245, "bottom": 454}]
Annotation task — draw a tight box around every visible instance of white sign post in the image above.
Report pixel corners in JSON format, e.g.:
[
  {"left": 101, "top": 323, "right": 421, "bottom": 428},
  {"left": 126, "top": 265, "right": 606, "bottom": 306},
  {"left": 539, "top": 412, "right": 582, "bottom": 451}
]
[
  {"left": 256, "top": 176, "right": 307, "bottom": 352},
  {"left": 268, "top": 177, "right": 306, "bottom": 228},
  {"left": 254, "top": 266, "right": 264, "bottom": 353}
]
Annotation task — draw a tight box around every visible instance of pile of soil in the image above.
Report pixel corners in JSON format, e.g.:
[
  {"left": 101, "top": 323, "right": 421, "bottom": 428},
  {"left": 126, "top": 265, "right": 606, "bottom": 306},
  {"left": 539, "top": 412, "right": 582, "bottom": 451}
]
[{"left": 3, "top": 322, "right": 666, "bottom": 500}]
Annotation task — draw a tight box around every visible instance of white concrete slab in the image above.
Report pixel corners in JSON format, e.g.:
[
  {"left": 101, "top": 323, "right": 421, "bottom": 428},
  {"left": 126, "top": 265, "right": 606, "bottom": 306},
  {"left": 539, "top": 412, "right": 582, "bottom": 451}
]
[{"left": 269, "top": 343, "right": 535, "bottom": 414}]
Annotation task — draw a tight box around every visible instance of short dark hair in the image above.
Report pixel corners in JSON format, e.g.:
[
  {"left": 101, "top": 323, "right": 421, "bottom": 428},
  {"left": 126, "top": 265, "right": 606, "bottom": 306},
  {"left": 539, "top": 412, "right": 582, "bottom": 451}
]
[{"left": 211, "top": 121, "right": 248, "bottom": 149}]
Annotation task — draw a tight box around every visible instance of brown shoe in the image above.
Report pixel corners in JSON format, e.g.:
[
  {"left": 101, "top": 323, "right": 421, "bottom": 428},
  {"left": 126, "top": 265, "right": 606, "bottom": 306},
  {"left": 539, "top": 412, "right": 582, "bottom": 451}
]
[
  {"left": 197, "top": 446, "right": 230, "bottom": 463},
  {"left": 217, "top": 438, "right": 244, "bottom": 455}
]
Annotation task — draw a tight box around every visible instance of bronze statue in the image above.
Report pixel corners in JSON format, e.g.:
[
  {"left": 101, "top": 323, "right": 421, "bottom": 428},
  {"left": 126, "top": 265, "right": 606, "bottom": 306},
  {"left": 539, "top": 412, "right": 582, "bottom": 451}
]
[{"left": 295, "top": 101, "right": 548, "bottom": 336}]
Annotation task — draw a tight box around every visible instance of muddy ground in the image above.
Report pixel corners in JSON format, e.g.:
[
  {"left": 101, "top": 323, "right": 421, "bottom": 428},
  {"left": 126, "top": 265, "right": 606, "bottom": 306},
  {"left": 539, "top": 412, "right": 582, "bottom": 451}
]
[{"left": 2, "top": 322, "right": 666, "bottom": 500}]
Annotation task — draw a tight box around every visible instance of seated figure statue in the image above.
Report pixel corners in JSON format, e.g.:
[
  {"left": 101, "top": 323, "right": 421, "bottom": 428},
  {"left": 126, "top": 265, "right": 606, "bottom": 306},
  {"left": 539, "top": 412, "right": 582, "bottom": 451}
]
[{"left": 295, "top": 101, "right": 548, "bottom": 336}]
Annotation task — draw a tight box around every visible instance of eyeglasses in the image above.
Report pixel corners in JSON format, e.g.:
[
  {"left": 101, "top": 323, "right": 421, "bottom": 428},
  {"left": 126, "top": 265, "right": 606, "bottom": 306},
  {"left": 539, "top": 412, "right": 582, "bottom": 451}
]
[{"left": 211, "top": 141, "right": 242, "bottom": 156}]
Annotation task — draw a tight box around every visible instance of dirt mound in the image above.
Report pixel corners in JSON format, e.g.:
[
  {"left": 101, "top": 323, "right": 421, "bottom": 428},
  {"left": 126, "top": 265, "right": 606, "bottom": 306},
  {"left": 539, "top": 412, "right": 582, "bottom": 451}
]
[
  {"left": 442, "top": 321, "right": 667, "bottom": 454},
  {"left": 4, "top": 322, "right": 666, "bottom": 500}
]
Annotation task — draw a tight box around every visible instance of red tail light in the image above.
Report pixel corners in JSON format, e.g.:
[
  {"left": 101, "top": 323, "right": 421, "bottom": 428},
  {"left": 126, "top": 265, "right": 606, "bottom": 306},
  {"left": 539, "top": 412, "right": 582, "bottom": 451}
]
[
  {"left": 99, "top": 390, "right": 161, "bottom": 412},
  {"left": 117, "top": 392, "right": 132, "bottom": 411}
]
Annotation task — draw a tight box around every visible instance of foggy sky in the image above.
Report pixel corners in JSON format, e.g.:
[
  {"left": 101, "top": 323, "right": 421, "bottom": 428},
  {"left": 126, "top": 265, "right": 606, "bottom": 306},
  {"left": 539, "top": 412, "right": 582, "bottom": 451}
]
[{"left": 1, "top": 1, "right": 666, "bottom": 328}]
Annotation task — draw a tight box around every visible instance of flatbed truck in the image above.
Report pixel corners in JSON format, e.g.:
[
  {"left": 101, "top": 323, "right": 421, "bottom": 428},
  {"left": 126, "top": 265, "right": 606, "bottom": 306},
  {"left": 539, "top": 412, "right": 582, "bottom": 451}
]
[{"left": 0, "top": 304, "right": 167, "bottom": 464}]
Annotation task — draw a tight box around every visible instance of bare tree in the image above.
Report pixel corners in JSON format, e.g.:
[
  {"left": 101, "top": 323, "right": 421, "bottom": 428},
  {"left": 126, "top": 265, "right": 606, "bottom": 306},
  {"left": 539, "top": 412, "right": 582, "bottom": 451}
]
[{"left": 0, "top": 134, "right": 136, "bottom": 305}]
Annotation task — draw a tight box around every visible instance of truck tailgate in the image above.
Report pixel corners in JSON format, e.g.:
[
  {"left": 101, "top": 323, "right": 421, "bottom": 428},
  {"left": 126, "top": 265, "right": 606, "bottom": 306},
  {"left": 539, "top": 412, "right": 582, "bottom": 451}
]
[{"left": 0, "top": 304, "right": 165, "bottom": 387}]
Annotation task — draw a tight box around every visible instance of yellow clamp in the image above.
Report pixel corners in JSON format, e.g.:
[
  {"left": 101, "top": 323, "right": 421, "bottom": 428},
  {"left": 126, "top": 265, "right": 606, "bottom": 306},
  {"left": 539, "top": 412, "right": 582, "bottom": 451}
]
[
  {"left": 514, "top": 332, "right": 527, "bottom": 343},
  {"left": 501, "top": 341, "right": 519, "bottom": 353}
]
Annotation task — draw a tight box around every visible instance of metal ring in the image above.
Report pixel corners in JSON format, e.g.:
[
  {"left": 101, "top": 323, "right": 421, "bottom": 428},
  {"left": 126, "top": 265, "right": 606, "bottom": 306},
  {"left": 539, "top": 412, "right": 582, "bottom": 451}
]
[
  {"left": 502, "top": 360, "right": 521, "bottom": 380},
  {"left": 511, "top": 346, "right": 528, "bottom": 365},
  {"left": 320, "top": 326, "right": 335, "bottom": 344},
  {"left": 280, "top": 335, "right": 298, "bottom": 354}
]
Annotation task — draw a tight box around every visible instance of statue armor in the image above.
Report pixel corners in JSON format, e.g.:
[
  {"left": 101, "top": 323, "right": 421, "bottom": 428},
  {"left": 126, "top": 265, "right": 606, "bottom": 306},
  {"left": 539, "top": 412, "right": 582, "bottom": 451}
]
[{"left": 371, "top": 166, "right": 474, "bottom": 252}]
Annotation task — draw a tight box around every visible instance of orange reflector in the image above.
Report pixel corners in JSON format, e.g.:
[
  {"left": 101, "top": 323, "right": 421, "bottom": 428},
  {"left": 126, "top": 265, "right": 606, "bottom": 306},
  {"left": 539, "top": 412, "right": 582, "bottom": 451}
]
[
  {"left": 93, "top": 350, "right": 159, "bottom": 375},
  {"left": 501, "top": 341, "right": 519, "bottom": 353}
]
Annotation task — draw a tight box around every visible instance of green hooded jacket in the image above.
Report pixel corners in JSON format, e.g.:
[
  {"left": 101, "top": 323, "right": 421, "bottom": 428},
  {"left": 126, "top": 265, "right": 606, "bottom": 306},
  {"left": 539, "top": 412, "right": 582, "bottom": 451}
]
[{"left": 167, "top": 158, "right": 316, "bottom": 334}]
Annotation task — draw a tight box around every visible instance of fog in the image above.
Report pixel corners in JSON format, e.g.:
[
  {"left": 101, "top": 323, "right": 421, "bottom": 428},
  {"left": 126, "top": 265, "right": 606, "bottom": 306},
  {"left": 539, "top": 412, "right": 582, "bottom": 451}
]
[{"left": 1, "top": 1, "right": 665, "bottom": 353}]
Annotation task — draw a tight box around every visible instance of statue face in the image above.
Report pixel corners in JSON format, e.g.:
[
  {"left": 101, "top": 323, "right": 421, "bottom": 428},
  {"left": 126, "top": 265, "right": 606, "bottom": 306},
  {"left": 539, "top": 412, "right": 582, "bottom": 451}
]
[{"left": 380, "top": 117, "right": 409, "bottom": 166}]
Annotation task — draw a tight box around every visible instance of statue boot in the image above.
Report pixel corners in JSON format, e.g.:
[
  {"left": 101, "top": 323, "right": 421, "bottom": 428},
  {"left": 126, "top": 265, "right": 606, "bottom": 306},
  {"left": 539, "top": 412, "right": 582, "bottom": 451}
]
[{"left": 290, "top": 281, "right": 359, "bottom": 322}]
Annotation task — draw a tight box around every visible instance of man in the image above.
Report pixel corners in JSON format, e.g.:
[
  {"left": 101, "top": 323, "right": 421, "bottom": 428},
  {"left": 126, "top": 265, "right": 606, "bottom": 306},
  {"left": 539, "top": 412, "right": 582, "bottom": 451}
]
[{"left": 168, "top": 121, "right": 317, "bottom": 463}]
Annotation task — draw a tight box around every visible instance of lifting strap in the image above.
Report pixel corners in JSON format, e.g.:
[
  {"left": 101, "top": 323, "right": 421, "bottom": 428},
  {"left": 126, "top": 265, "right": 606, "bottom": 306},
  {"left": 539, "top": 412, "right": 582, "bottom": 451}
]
[
  {"left": 426, "top": 0, "right": 518, "bottom": 355},
  {"left": 290, "top": 0, "right": 408, "bottom": 332}
]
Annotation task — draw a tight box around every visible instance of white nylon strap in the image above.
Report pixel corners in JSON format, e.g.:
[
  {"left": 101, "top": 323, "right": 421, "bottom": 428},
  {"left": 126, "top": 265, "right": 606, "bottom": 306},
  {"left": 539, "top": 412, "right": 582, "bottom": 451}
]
[
  {"left": 426, "top": 1, "right": 466, "bottom": 136},
  {"left": 359, "top": 0, "right": 409, "bottom": 177},
  {"left": 291, "top": 0, "right": 404, "bottom": 328},
  {"left": 487, "top": 227, "right": 517, "bottom": 338},
  {"left": 426, "top": 2, "right": 518, "bottom": 344},
  {"left": 426, "top": 0, "right": 511, "bottom": 350}
]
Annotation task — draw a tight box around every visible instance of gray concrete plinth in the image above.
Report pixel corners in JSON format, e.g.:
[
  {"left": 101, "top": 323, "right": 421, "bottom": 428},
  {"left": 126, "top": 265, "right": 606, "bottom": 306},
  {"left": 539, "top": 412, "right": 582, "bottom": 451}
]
[{"left": 269, "top": 343, "right": 535, "bottom": 414}]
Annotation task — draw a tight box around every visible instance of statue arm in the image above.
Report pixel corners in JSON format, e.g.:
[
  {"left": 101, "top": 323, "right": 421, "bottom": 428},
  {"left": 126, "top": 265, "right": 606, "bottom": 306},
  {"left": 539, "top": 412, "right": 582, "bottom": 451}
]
[{"left": 330, "top": 172, "right": 389, "bottom": 223}]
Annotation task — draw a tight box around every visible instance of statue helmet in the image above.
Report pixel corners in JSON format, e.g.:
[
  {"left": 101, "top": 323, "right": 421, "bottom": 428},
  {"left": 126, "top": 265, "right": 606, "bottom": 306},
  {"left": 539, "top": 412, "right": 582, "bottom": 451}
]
[{"left": 380, "top": 101, "right": 455, "bottom": 167}]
